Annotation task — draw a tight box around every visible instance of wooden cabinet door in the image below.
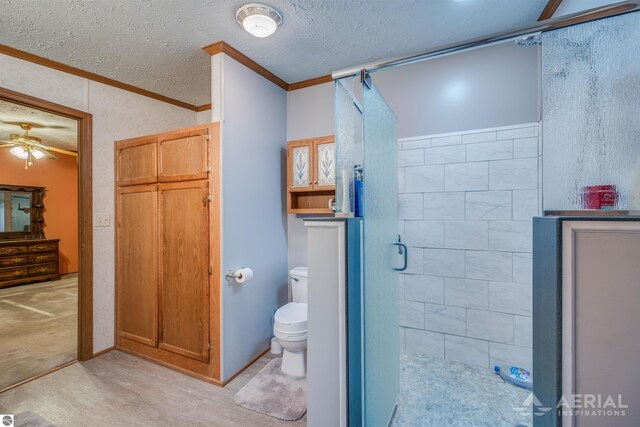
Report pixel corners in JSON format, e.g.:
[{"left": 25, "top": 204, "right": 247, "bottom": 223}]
[
  {"left": 287, "top": 139, "right": 314, "bottom": 192},
  {"left": 313, "top": 136, "right": 336, "bottom": 190},
  {"left": 116, "top": 185, "right": 158, "bottom": 347},
  {"left": 116, "top": 137, "right": 158, "bottom": 186},
  {"left": 158, "top": 127, "right": 209, "bottom": 182},
  {"left": 158, "top": 180, "right": 210, "bottom": 362}
]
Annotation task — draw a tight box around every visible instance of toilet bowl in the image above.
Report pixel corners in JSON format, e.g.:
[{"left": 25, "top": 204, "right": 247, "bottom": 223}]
[
  {"left": 274, "top": 302, "right": 307, "bottom": 376},
  {"left": 274, "top": 266, "right": 308, "bottom": 376}
]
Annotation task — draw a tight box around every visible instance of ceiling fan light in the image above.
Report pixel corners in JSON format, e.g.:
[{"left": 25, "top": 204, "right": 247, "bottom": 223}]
[
  {"left": 10, "top": 146, "right": 28, "bottom": 159},
  {"left": 31, "top": 149, "right": 46, "bottom": 160}
]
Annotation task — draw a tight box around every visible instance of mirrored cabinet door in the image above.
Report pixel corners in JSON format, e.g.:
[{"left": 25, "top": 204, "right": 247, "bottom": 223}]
[
  {"left": 314, "top": 137, "right": 336, "bottom": 190},
  {"left": 288, "top": 141, "right": 313, "bottom": 191}
]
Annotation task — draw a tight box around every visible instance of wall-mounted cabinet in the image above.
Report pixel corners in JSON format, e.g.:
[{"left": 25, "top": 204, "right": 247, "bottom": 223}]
[{"left": 287, "top": 136, "right": 335, "bottom": 214}]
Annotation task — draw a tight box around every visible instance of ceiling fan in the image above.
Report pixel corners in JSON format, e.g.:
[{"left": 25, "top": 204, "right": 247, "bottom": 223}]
[{"left": 0, "top": 123, "right": 77, "bottom": 169}]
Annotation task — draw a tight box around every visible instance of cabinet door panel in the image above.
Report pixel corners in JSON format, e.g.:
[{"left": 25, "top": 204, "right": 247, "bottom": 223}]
[
  {"left": 158, "top": 181, "right": 210, "bottom": 362},
  {"left": 158, "top": 133, "right": 209, "bottom": 182},
  {"left": 288, "top": 141, "right": 313, "bottom": 192},
  {"left": 117, "top": 185, "right": 158, "bottom": 347},
  {"left": 314, "top": 138, "right": 336, "bottom": 189},
  {"left": 117, "top": 138, "right": 157, "bottom": 186}
]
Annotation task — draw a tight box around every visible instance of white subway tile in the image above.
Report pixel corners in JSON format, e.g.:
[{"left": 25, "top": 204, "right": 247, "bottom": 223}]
[
  {"left": 462, "top": 131, "right": 497, "bottom": 144},
  {"left": 424, "top": 192, "right": 465, "bottom": 220},
  {"left": 404, "top": 220, "right": 444, "bottom": 248},
  {"left": 489, "top": 281, "right": 532, "bottom": 316},
  {"left": 465, "top": 191, "right": 512, "bottom": 220},
  {"left": 398, "top": 168, "right": 405, "bottom": 193},
  {"left": 404, "top": 274, "right": 444, "bottom": 304},
  {"left": 513, "top": 137, "right": 539, "bottom": 158},
  {"left": 399, "top": 327, "right": 406, "bottom": 352},
  {"left": 445, "top": 335, "right": 489, "bottom": 367},
  {"left": 424, "top": 145, "right": 466, "bottom": 165},
  {"left": 445, "top": 162, "right": 488, "bottom": 192},
  {"left": 489, "top": 158, "right": 538, "bottom": 190},
  {"left": 444, "top": 221, "right": 489, "bottom": 250},
  {"left": 444, "top": 278, "right": 489, "bottom": 309},
  {"left": 403, "top": 138, "right": 431, "bottom": 150},
  {"left": 424, "top": 303, "right": 466, "bottom": 335},
  {"left": 489, "top": 221, "right": 532, "bottom": 252},
  {"left": 490, "top": 343, "right": 532, "bottom": 370},
  {"left": 496, "top": 126, "right": 538, "bottom": 140},
  {"left": 466, "top": 140, "right": 513, "bottom": 162},
  {"left": 513, "top": 253, "right": 532, "bottom": 284},
  {"left": 404, "top": 247, "right": 424, "bottom": 275},
  {"left": 514, "top": 315, "right": 532, "bottom": 348},
  {"left": 399, "top": 194, "right": 423, "bottom": 220},
  {"left": 406, "top": 329, "right": 445, "bottom": 358},
  {"left": 513, "top": 190, "right": 539, "bottom": 220},
  {"left": 398, "top": 149, "right": 424, "bottom": 167},
  {"left": 424, "top": 248, "right": 466, "bottom": 278},
  {"left": 405, "top": 165, "right": 445, "bottom": 193},
  {"left": 400, "top": 300, "right": 424, "bottom": 329},
  {"left": 466, "top": 251, "right": 512, "bottom": 282},
  {"left": 467, "top": 309, "right": 514, "bottom": 344},
  {"left": 431, "top": 135, "right": 462, "bottom": 147}
]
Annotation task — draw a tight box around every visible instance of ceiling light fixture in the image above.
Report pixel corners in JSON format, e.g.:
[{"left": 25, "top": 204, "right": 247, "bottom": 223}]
[{"left": 236, "top": 3, "right": 283, "bottom": 38}]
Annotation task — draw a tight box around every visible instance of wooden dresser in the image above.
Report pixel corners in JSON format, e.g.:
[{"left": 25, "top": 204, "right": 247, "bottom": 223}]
[{"left": 0, "top": 238, "right": 61, "bottom": 288}]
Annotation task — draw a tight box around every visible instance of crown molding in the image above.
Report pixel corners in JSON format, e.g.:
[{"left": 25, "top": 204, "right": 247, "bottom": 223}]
[
  {"left": 538, "top": 0, "right": 563, "bottom": 21},
  {"left": 287, "top": 74, "right": 333, "bottom": 91},
  {"left": 203, "top": 41, "right": 289, "bottom": 90},
  {"left": 195, "top": 103, "right": 212, "bottom": 112},
  {"left": 0, "top": 44, "right": 200, "bottom": 111},
  {"left": 202, "top": 41, "right": 333, "bottom": 92}
]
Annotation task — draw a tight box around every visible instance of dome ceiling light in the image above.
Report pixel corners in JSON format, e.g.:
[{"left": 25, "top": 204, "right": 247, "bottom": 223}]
[{"left": 236, "top": 3, "right": 283, "bottom": 38}]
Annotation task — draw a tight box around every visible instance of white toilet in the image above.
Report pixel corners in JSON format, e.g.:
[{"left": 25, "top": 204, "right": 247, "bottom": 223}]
[{"left": 274, "top": 266, "right": 308, "bottom": 376}]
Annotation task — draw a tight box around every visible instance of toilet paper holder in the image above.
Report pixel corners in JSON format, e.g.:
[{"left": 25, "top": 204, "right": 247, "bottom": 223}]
[{"left": 225, "top": 267, "right": 250, "bottom": 282}]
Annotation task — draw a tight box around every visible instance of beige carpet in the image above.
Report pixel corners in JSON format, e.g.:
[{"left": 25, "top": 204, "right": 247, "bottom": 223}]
[
  {"left": 234, "top": 357, "right": 307, "bottom": 421},
  {"left": 0, "top": 275, "right": 77, "bottom": 390}
]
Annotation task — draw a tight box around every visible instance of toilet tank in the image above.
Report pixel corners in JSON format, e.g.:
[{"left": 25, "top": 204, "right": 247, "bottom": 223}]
[{"left": 290, "top": 266, "right": 308, "bottom": 303}]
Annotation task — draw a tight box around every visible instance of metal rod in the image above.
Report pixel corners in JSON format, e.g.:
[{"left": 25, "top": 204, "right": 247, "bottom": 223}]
[{"left": 331, "top": 1, "right": 640, "bottom": 80}]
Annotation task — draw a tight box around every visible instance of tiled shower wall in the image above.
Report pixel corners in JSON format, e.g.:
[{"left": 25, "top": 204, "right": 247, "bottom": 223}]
[{"left": 398, "top": 122, "right": 541, "bottom": 370}]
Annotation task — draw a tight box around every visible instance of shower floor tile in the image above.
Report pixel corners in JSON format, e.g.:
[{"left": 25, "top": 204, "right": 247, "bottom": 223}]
[{"left": 393, "top": 353, "right": 532, "bottom": 427}]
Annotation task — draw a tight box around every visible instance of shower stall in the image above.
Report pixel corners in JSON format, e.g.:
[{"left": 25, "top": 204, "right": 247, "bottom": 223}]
[{"left": 331, "top": 3, "right": 640, "bottom": 427}]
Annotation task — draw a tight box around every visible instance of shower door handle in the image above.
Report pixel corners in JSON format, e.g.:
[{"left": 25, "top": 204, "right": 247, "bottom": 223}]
[{"left": 393, "top": 239, "right": 408, "bottom": 272}]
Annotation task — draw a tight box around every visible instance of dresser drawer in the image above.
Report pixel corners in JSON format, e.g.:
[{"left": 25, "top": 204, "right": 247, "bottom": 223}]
[
  {"left": 28, "top": 253, "right": 57, "bottom": 264},
  {"left": 29, "top": 242, "right": 57, "bottom": 253},
  {"left": 0, "top": 255, "right": 29, "bottom": 268},
  {"left": 0, "top": 267, "right": 28, "bottom": 281},
  {"left": 0, "top": 246, "right": 28, "bottom": 256},
  {"left": 29, "top": 263, "right": 58, "bottom": 277}
]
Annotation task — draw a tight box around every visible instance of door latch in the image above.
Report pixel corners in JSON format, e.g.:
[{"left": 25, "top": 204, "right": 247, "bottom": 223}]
[{"left": 393, "top": 234, "right": 408, "bottom": 272}]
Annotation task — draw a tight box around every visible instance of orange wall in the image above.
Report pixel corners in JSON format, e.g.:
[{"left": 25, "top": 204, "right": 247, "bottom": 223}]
[{"left": 0, "top": 150, "right": 78, "bottom": 273}]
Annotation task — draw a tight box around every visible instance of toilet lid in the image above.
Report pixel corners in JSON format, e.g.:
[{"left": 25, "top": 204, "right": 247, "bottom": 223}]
[{"left": 274, "top": 302, "right": 307, "bottom": 334}]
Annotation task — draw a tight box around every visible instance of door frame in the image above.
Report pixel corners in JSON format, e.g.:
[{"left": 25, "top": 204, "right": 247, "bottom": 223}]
[{"left": 0, "top": 86, "right": 93, "bottom": 361}]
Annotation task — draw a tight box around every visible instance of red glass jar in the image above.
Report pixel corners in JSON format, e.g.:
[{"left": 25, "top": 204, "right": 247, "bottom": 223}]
[{"left": 581, "top": 185, "right": 618, "bottom": 210}]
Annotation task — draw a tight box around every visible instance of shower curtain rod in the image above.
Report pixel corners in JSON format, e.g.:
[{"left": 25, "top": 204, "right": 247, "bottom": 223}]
[{"left": 331, "top": 1, "right": 640, "bottom": 80}]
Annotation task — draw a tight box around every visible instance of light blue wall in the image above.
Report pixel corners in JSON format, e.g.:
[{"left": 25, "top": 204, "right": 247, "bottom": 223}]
[{"left": 219, "top": 55, "right": 288, "bottom": 381}]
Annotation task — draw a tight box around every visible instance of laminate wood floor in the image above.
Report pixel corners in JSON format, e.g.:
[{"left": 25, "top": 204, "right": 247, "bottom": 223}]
[
  {"left": 0, "top": 275, "right": 77, "bottom": 390},
  {"left": 0, "top": 350, "right": 307, "bottom": 427}
]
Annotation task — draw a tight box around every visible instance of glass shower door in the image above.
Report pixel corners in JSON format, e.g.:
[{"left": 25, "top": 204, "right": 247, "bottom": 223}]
[{"left": 362, "top": 74, "right": 400, "bottom": 426}]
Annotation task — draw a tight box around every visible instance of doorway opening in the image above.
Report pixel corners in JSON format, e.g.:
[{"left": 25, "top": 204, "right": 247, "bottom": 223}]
[{"left": 0, "top": 87, "right": 93, "bottom": 393}]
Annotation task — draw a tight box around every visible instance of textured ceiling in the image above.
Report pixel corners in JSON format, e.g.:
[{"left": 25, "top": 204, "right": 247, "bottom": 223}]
[
  {"left": 0, "top": 0, "right": 548, "bottom": 106},
  {"left": 0, "top": 100, "right": 77, "bottom": 152}
]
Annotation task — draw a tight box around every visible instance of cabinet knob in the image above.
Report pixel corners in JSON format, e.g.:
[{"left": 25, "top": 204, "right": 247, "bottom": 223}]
[
  {"left": 308, "top": 181, "right": 311, "bottom": 185},
  {"left": 314, "top": 180, "right": 318, "bottom": 184}
]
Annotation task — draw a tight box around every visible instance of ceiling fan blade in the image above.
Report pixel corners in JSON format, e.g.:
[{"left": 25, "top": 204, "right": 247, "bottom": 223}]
[
  {"left": 41, "top": 149, "right": 58, "bottom": 160},
  {"left": 29, "top": 142, "right": 77, "bottom": 157},
  {"left": 1, "top": 121, "right": 68, "bottom": 130},
  {"left": 0, "top": 141, "right": 17, "bottom": 148}
]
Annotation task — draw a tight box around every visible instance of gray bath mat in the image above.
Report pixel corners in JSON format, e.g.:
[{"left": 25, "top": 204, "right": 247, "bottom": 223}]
[
  {"left": 14, "top": 412, "right": 55, "bottom": 427},
  {"left": 234, "top": 358, "right": 306, "bottom": 421}
]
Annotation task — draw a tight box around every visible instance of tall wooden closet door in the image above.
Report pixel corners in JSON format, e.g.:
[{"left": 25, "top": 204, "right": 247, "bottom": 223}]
[
  {"left": 116, "top": 185, "right": 158, "bottom": 347},
  {"left": 158, "top": 180, "right": 210, "bottom": 362}
]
